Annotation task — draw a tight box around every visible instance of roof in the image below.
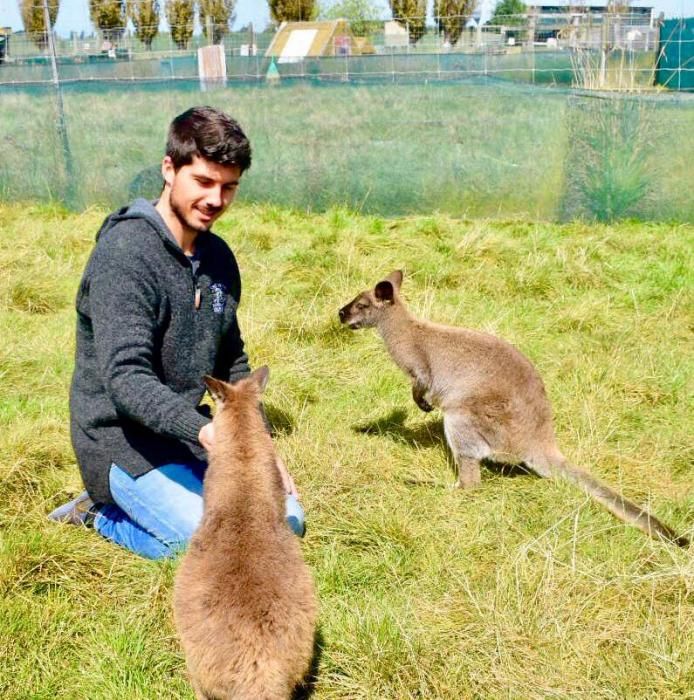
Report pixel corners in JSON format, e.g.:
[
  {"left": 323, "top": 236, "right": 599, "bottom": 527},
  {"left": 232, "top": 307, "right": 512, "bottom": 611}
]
[{"left": 265, "top": 20, "right": 353, "bottom": 62}]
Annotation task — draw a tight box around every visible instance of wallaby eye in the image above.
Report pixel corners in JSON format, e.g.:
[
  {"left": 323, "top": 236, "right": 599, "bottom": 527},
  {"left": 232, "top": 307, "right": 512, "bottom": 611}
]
[{"left": 356, "top": 302, "right": 368, "bottom": 310}]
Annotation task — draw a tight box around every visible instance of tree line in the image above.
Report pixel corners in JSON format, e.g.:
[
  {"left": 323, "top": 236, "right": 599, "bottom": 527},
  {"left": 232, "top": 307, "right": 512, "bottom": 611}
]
[
  {"left": 19, "top": 0, "right": 236, "bottom": 49},
  {"left": 19, "top": 0, "right": 524, "bottom": 51}
]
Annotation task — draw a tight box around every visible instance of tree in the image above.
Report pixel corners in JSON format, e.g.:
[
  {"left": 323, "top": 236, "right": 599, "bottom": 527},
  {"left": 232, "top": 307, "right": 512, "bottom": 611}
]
[
  {"left": 490, "top": 0, "right": 526, "bottom": 27},
  {"left": 388, "top": 0, "right": 426, "bottom": 44},
  {"left": 89, "top": 0, "right": 127, "bottom": 45},
  {"left": 268, "top": 0, "right": 318, "bottom": 23},
  {"left": 20, "top": 0, "right": 60, "bottom": 50},
  {"left": 433, "top": 0, "right": 475, "bottom": 45},
  {"left": 199, "top": 0, "right": 236, "bottom": 44},
  {"left": 320, "top": 0, "right": 381, "bottom": 37},
  {"left": 127, "top": 0, "right": 160, "bottom": 49},
  {"left": 607, "top": 1, "right": 631, "bottom": 12},
  {"left": 165, "top": 0, "right": 194, "bottom": 49}
]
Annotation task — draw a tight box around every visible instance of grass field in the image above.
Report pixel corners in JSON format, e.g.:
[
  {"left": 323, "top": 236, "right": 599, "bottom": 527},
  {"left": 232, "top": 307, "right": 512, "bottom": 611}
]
[
  {"left": 0, "top": 201, "right": 692, "bottom": 699},
  {"left": 1, "top": 81, "right": 693, "bottom": 223}
]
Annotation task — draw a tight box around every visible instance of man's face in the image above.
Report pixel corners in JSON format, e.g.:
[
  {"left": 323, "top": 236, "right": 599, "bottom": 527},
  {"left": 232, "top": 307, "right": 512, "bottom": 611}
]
[{"left": 163, "top": 155, "right": 242, "bottom": 235}]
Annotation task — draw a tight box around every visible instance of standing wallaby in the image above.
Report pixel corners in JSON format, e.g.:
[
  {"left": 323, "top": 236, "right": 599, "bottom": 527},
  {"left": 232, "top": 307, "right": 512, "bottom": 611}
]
[
  {"left": 173, "top": 367, "right": 318, "bottom": 700},
  {"left": 339, "top": 270, "right": 688, "bottom": 548}
]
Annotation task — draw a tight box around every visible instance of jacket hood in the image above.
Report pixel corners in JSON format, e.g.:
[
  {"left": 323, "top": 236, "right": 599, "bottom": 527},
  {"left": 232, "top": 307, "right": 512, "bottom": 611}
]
[
  {"left": 95, "top": 198, "right": 186, "bottom": 253},
  {"left": 95, "top": 198, "right": 216, "bottom": 261}
]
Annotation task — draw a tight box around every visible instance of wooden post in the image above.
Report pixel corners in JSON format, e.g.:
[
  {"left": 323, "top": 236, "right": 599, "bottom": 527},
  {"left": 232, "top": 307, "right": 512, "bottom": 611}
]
[{"left": 206, "top": 15, "right": 214, "bottom": 46}]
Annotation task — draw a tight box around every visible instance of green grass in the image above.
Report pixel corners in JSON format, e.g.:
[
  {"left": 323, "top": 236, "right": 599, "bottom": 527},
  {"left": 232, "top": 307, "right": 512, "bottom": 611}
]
[{"left": 0, "top": 202, "right": 692, "bottom": 698}]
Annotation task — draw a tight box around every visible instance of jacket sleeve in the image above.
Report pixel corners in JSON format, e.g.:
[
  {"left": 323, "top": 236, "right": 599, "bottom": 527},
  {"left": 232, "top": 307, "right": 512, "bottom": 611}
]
[
  {"left": 88, "top": 245, "right": 209, "bottom": 445},
  {"left": 212, "top": 245, "right": 251, "bottom": 384},
  {"left": 215, "top": 312, "right": 251, "bottom": 384}
]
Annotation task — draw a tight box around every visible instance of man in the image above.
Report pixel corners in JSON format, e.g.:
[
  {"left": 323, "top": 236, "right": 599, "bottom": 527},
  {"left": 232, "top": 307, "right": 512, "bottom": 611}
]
[{"left": 49, "top": 106, "right": 304, "bottom": 559}]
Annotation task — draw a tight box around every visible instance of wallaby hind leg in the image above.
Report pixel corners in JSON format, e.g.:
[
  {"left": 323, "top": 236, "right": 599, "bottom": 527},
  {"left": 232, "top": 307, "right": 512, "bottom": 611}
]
[{"left": 443, "top": 413, "right": 491, "bottom": 489}]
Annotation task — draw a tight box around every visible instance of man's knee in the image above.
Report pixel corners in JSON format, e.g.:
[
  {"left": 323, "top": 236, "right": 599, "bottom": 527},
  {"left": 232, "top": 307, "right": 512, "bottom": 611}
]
[
  {"left": 109, "top": 463, "right": 204, "bottom": 547},
  {"left": 285, "top": 494, "right": 306, "bottom": 538}
]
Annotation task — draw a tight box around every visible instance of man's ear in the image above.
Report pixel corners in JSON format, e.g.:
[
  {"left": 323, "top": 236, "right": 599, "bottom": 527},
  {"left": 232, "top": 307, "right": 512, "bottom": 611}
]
[
  {"left": 374, "top": 280, "right": 395, "bottom": 303},
  {"left": 161, "top": 156, "right": 174, "bottom": 189},
  {"left": 204, "top": 375, "right": 228, "bottom": 405},
  {"left": 385, "top": 269, "right": 403, "bottom": 291},
  {"left": 250, "top": 365, "right": 270, "bottom": 393}
]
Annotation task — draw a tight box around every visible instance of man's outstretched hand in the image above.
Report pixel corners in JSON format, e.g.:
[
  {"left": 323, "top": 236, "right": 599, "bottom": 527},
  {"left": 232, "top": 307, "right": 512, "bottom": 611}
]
[
  {"left": 275, "top": 455, "right": 299, "bottom": 498},
  {"left": 199, "top": 422, "right": 215, "bottom": 452}
]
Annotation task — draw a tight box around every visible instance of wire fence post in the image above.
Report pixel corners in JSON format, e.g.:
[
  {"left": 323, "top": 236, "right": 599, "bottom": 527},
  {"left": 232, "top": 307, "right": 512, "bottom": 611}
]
[{"left": 42, "top": 0, "right": 77, "bottom": 207}]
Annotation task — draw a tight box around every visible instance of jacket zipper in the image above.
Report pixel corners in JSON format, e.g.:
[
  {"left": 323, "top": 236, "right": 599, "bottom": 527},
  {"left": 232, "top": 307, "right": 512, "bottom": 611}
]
[{"left": 187, "top": 256, "right": 201, "bottom": 311}]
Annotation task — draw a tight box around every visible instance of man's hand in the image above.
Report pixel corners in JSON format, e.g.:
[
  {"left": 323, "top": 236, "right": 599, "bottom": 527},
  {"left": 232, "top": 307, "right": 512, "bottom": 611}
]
[
  {"left": 275, "top": 455, "right": 299, "bottom": 498},
  {"left": 199, "top": 422, "right": 215, "bottom": 452}
]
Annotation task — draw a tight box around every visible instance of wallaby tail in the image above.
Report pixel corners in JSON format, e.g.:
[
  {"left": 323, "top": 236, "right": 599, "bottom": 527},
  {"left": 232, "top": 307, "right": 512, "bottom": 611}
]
[{"left": 538, "top": 456, "right": 688, "bottom": 548}]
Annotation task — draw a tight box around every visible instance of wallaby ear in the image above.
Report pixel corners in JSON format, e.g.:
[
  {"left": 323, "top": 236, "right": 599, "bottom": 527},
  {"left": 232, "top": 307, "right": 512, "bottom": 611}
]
[
  {"left": 374, "top": 280, "right": 395, "bottom": 303},
  {"left": 385, "top": 269, "right": 404, "bottom": 290},
  {"left": 250, "top": 365, "right": 270, "bottom": 393},
  {"left": 204, "top": 375, "right": 228, "bottom": 405}
]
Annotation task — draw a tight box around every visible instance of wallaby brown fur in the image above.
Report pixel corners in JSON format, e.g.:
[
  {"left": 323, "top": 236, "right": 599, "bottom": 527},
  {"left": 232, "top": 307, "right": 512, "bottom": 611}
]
[
  {"left": 173, "top": 367, "right": 318, "bottom": 700},
  {"left": 339, "top": 270, "right": 688, "bottom": 548}
]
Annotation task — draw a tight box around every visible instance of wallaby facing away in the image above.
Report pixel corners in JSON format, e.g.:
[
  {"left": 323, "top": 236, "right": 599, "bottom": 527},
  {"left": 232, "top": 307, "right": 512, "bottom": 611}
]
[
  {"left": 173, "top": 367, "right": 318, "bottom": 700},
  {"left": 339, "top": 271, "right": 688, "bottom": 548}
]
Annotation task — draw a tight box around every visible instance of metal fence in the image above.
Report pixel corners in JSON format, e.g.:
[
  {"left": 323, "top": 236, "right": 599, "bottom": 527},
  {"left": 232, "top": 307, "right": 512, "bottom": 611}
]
[{"left": 0, "top": 13, "right": 691, "bottom": 91}]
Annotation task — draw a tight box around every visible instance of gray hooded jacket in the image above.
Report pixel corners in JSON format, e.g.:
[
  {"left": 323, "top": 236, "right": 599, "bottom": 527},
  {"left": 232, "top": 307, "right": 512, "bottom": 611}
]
[{"left": 69, "top": 199, "right": 250, "bottom": 503}]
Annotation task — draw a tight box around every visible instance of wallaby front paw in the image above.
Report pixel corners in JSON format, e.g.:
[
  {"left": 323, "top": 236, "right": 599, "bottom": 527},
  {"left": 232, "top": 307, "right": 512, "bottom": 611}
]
[
  {"left": 415, "top": 397, "right": 434, "bottom": 412},
  {"left": 455, "top": 477, "right": 481, "bottom": 490}
]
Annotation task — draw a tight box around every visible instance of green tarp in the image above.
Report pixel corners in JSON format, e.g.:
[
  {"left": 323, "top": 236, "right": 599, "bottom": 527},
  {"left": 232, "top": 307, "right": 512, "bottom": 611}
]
[{"left": 656, "top": 18, "right": 694, "bottom": 91}]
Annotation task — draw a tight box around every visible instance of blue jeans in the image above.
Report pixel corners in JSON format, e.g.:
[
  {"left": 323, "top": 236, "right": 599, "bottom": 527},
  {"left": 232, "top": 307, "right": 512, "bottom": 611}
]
[{"left": 93, "top": 462, "right": 305, "bottom": 560}]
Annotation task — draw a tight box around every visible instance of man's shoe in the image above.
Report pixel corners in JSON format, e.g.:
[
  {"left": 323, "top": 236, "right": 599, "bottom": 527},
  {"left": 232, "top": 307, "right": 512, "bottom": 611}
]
[{"left": 48, "top": 491, "right": 95, "bottom": 526}]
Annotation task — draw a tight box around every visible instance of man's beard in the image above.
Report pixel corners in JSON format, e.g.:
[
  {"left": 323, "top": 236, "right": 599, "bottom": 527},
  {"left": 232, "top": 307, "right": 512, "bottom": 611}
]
[{"left": 170, "top": 193, "right": 218, "bottom": 234}]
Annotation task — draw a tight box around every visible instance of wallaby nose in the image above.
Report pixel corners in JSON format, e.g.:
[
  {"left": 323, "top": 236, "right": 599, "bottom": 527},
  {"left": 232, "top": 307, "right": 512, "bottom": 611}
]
[{"left": 338, "top": 307, "right": 347, "bottom": 323}]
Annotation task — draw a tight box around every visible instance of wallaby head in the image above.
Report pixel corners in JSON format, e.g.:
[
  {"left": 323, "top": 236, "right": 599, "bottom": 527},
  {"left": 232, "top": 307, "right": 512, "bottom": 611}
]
[
  {"left": 204, "top": 365, "right": 269, "bottom": 411},
  {"left": 339, "top": 270, "right": 404, "bottom": 329}
]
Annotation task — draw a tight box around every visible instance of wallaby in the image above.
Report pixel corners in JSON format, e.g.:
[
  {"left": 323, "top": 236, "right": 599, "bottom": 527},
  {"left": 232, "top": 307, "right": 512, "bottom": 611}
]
[
  {"left": 339, "top": 270, "right": 688, "bottom": 548},
  {"left": 173, "top": 367, "right": 318, "bottom": 700}
]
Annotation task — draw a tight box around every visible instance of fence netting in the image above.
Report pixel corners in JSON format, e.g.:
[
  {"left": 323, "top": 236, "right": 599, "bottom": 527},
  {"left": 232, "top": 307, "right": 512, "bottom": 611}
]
[{"left": 0, "top": 15, "right": 692, "bottom": 222}]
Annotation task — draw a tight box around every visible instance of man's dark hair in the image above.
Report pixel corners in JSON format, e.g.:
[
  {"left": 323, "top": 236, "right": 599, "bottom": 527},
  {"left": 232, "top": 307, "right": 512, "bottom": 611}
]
[{"left": 166, "top": 106, "right": 252, "bottom": 172}]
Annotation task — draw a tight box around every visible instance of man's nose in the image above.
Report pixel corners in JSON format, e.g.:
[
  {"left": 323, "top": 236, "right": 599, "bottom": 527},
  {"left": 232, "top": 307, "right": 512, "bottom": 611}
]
[{"left": 206, "top": 187, "right": 223, "bottom": 208}]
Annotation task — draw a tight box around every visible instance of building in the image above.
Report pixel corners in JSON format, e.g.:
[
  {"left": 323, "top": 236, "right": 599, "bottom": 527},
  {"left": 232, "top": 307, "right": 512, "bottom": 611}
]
[
  {"left": 266, "top": 20, "right": 373, "bottom": 63},
  {"left": 525, "top": 3, "right": 657, "bottom": 49},
  {"left": 0, "top": 27, "right": 10, "bottom": 63}
]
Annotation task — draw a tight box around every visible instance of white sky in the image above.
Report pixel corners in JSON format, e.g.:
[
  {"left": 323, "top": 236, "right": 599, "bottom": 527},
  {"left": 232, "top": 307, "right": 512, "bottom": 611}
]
[{"left": 0, "top": 0, "right": 691, "bottom": 37}]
